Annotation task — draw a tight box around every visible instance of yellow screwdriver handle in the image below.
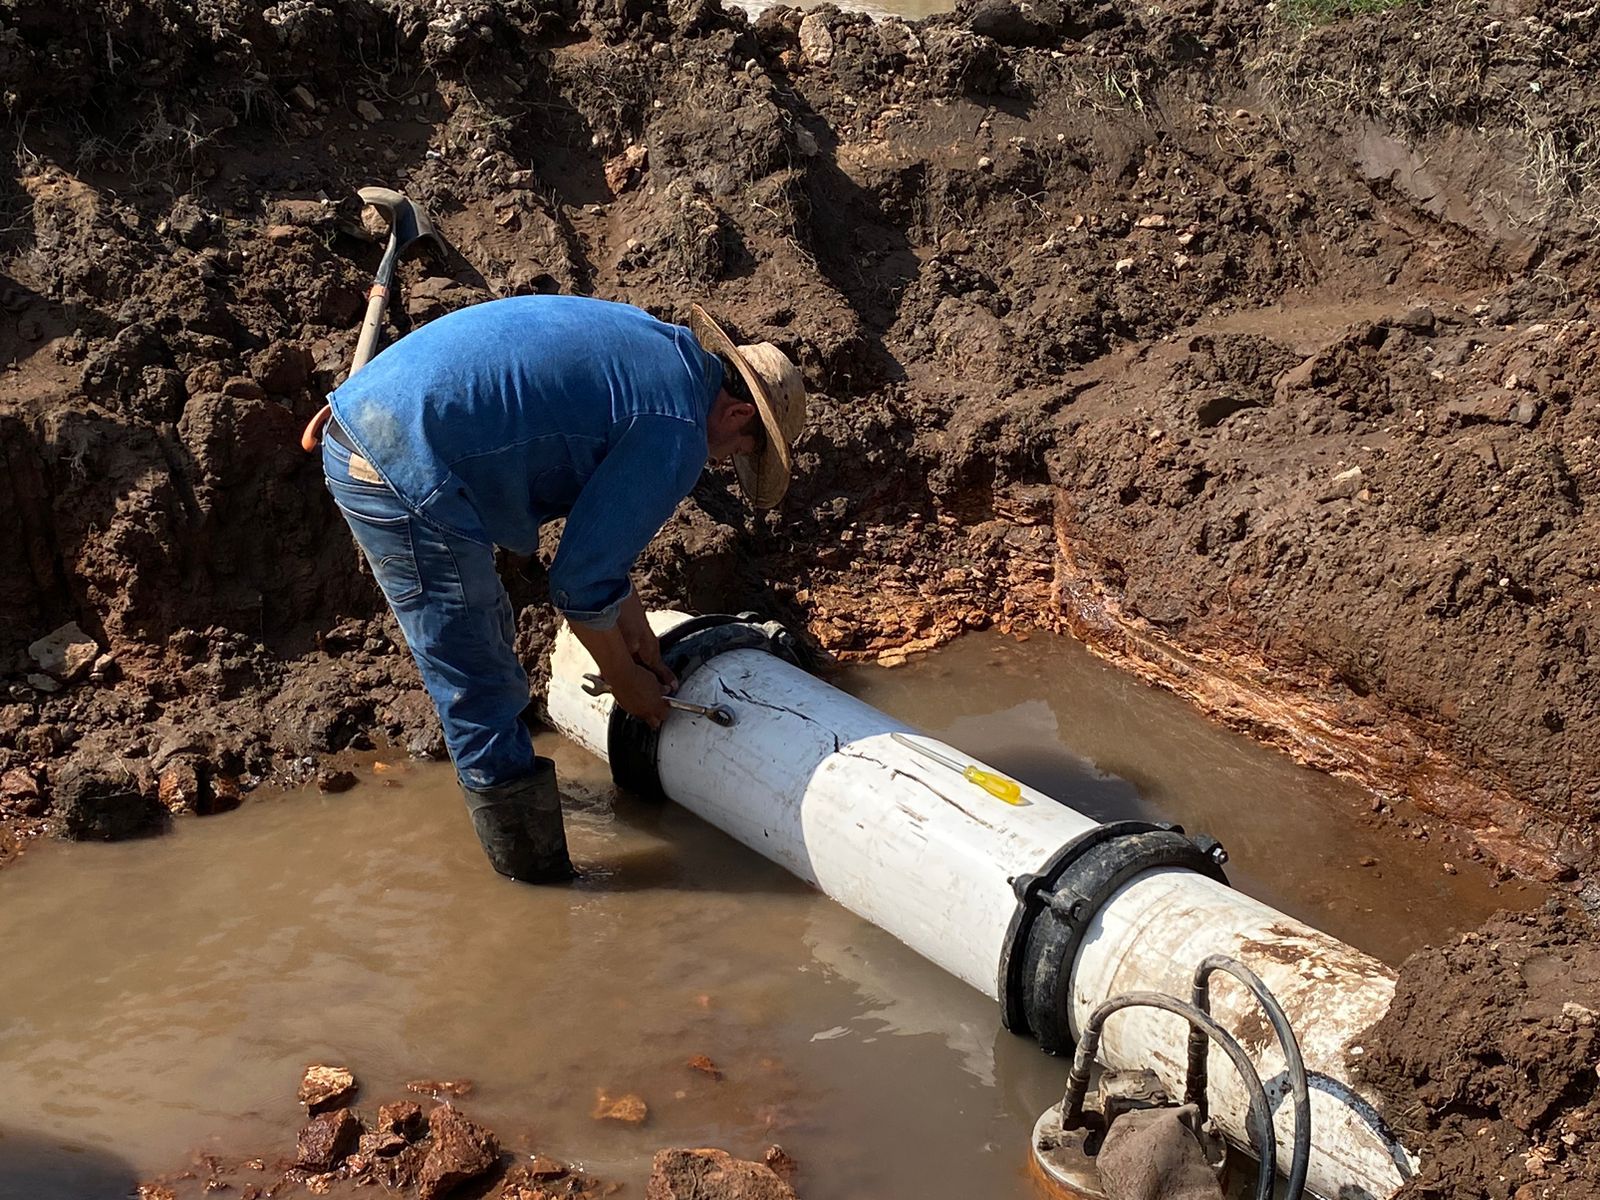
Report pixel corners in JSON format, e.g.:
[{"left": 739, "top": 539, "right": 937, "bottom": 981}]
[{"left": 963, "top": 766, "right": 1025, "bottom": 806}]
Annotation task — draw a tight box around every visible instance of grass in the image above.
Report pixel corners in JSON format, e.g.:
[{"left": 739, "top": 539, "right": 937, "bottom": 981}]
[{"left": 1278, "top": 0, "right": 1417, "bottom": 24}]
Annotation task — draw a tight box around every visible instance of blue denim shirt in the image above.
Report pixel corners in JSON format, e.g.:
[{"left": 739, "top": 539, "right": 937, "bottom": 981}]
[{"left": 328, "top": 295, "right": 723, "bottom": 629}]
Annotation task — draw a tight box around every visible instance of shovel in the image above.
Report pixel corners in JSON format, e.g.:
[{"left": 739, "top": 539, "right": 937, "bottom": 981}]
[{"left": 300, "top": 186, "right": 446, "bottom": 451}]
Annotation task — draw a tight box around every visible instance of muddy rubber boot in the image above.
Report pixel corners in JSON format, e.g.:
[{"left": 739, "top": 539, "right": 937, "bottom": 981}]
[{"left": 461, "top": 758, "right": 575, "bottom": 884}]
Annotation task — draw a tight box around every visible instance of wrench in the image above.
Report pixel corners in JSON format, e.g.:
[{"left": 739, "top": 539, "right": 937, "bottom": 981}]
[{"left": 581, "top": 674, "right": 737, "bottom": 728}]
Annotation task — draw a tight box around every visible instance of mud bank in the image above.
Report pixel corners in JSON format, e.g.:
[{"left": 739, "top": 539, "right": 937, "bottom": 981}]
[{"left": 3, "top": 0, "right": 1600, "bottom": 1191}]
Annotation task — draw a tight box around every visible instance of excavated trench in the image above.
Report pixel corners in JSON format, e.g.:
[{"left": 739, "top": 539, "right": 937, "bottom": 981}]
[{"left": 4, "top": 0, "right": 1600, "bottom": 1195}]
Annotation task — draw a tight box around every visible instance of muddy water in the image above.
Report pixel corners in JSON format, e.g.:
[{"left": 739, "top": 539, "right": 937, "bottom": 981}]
[
  {"left": 0, "top": 634, "right": 1531, "bottom": 1200},
  {"left": 738, "top": 0, "right": 955, "bottom": 22},
  {"left": 845, "top": 633, "right": 1536, "bottom": 965}
]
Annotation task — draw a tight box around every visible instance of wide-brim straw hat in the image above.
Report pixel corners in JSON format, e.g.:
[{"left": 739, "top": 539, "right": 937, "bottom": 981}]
[{"left": 690, "top": 303, "right": 806, "bottom": 509}]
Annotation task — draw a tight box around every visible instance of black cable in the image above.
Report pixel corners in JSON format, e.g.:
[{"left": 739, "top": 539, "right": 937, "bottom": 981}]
[
  {"left": 1061, "top": 991, "right": 1277, "bottom": 1200},
  {"left": 1187, "top": 955, "right": 1311, "bottom": 1200}
]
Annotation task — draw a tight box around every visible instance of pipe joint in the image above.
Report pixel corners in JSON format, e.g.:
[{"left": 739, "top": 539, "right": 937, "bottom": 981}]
[
  {"left": 1000, "top": 822, "right": 1229, "bottom": 1055},
  {"left": 606, "top": 612, "right": 812, "bottom": 799}
]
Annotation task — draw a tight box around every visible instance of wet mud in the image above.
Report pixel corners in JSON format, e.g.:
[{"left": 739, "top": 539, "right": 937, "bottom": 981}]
[{"left": 4, "top": 0, "right": 1600, "bottom": 1194}]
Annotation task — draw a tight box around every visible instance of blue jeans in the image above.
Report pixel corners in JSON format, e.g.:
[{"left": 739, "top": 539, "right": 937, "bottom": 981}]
[{"left": 323, "top": 435, "right": 536, "bottom": 790}]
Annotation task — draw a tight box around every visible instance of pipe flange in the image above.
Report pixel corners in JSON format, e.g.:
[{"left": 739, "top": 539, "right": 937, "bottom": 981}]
[
  {"left": 1000, "top": 822, "right": 1229, "bottom": 1055},
  {"left": 607, "top": 613, "right": 811, "bottom": 799}
]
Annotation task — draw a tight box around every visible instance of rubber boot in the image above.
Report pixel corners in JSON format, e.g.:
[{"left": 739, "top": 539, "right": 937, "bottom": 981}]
[{"left": 461, "top": 757, "right": 575, "bottom": 883}]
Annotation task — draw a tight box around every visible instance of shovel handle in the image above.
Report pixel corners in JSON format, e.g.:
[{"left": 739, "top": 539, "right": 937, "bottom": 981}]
[{"left": 352, "top": 282, "right": 389, "bottom": 374}]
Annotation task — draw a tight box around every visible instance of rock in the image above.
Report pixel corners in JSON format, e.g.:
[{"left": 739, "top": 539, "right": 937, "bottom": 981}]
[
  {"left": 89, "top": 652, "right": 119, "bottom": 683},
  {"left": 356, "top": 99, "right": 382, "bottom": 123},
  {"left": 798, "top": 13, "right": 834, "bottom": 65},
  {"left": 1388, "top": 305, "right": 1436, "bottom": 333},
  {"left": 297, "top": 1107, "right": 362, "bottom": 1172},
  {"left": 157, "top": 760, "right": 204, "bottom": 815},
  {"left": 1317, "top": 466, "right": 1364, "bottom": 502},
  {"left": 207, "top": 773, "right": 243, "bottom": 815},
  {"left": 593, "top": 1091, "right": 649, "bottom": 1124},
  {"left": 407, "top": 1078, "right": 474, "bottom": 1099},
  {"left": 51, "top": 760, "right": 162, "bottom": 840},
  {"left": 359, "top": 1128, "right": 408, "bottom": 1158},
  {"left": 168, "top": 199, "right": 210, "bottom": 248},
  {"left": 316, "top": 768, "right": 358, "bottom": 794},
  {"left": 687, "top": 1055, "right": 723, "bottom": 1080},
  {"left": 526, "top": 1155, "right": 570, "bottom": 1179},
  {"left": 977, "top": 155, "right": 994, "bottom": 170},
  {"left": 28, "top": 621, "right": 100, "bottom": 683},
  {"left": 1, "top": 768, "right": 46, "bottom": 817},
  {"left": 794, "top": 128, "right": 819, "bottom": 157},
  {"left": 26, "top": 673, "right": 61, "bottom": 694},
  {"left": 298, "top": 1064, "right": 358, "bottom": 1113},
  {"left": 289, "top": 84, "right": 318, "bottom": 112},
  {"left": 604, "top": 143, "right": 649, "bottom": 195},
  {"left": 646, "top": 1149, "right": 798, "bottom": 1200},
  {"left": 378, "top": 1100, "right": 427, "bottom": 1139},
  {"left": 966, "top": 0, "right": 1054, "bottom": 46},
  {"left": 763, "top": 1146, "right": 797, "bottom": 1184},
  {"left": 417, "top": 1106, "right": 499, "bottom": 1200}
]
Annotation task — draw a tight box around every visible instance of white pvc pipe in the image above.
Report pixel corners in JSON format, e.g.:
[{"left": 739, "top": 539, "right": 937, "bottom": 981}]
[{"left": 547, "top": 615, "right": 1415, "bottom": 1200}]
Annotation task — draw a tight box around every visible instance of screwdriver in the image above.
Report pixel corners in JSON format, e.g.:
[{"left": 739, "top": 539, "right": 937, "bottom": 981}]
[{"left": 890, "top": 733, "right": 1027, "bottom": 806}]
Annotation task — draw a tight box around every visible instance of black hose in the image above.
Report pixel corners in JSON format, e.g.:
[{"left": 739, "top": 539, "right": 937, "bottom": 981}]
[
  {"left": 1061, "top": 991, "right": 1278, "bottom": 1200},
  {"left": 1187, "top": 955, "right": 1312, "bottom": 1200}
]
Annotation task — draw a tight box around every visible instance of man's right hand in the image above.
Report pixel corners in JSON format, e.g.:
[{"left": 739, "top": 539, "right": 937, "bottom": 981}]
[{"left": 606, "top": 661, "right": 672, "bottom": 729}]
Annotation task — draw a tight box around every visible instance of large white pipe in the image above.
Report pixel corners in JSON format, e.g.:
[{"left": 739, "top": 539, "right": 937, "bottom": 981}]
[{"left": 547, "top": 615, "right": 1415, "bottom": 1200}]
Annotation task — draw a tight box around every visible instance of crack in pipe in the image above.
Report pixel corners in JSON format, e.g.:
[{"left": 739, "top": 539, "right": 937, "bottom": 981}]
[
  {"left": 717, "top": 679, "right": 843, "bottom": 754},
  {"left": 836, "top": 748, "right": 1000, "bottom": 831}
]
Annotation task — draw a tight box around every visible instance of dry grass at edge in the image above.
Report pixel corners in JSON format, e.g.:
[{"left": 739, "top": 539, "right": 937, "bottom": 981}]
[{"left": 1253, "top": 0, "right": 1600, "bottom": 228}]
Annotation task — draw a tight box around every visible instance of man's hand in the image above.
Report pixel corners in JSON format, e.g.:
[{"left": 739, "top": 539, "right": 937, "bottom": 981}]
[
  {"left": 618, "top": 589, "right": 678, "bottom": 692},
  {"left": 569, "top": 610, "right": 673, "bottom": 730},
  {"left": 607, "top": 661, "right": 671, "bottom": 728}
]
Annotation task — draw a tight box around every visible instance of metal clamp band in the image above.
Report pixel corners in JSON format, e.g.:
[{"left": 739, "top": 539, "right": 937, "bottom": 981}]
[{"left": 1000, "top": 821, "right": 1229, "bottom": 1054}]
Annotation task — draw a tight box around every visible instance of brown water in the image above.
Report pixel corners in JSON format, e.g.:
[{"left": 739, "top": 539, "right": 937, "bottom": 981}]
[
  {"left": 738, "top": 0, "right": 955, "bottom": 21},
  {"left": 0, "top": 632, "right": 1532, "bottom": 1200}
]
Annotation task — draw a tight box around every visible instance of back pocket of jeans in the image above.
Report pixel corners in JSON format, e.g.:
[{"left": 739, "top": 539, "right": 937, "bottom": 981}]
[{"left": 337, "top": 507, "right": 423, "bottom": 606}]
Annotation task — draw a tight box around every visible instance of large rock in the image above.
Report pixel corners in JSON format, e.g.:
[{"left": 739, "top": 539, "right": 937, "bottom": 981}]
[
  {"left": 965, "top": 0, "right": 1057, "bottom": 46},
  {"left": 297, "top": 1064, "right": 358, "bottom": 1114},
  {"left": 646, "top": 1149, "right": 799, "bottom": 1200},
  {"left": 296, "top": 1107, "right": 361, "bottom": 1172},
  {"left": 798, "top": 13, "right": 834, "bottom": 65},
  {"left": 51, "top": 760, "right": 163, "bottom": 840},
  {"left": 27, "top": 621, "right": 99, "bottom": 684},
  {"left": 417, "top": 1106, "right": 499, "bottom": 1200}
]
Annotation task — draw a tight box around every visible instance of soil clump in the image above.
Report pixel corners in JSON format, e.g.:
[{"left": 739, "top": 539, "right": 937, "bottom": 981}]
[{"left": 1360, "top": 904, "right": 1600, "bottom": 1200}]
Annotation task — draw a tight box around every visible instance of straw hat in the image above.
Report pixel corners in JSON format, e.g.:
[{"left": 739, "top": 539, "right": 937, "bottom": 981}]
[{"left": 690, "top": 303, "right": 807, "bottom": 509}]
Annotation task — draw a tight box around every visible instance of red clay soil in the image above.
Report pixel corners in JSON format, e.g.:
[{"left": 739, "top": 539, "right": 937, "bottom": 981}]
[{"left": 3, "top": 0, "right": 1600, "bottom": 1192}]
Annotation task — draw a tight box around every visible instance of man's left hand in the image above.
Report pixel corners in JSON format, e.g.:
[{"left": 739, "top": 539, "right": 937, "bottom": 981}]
[{"left": 619, "top": 589, "right": 678, "bottom": 692}]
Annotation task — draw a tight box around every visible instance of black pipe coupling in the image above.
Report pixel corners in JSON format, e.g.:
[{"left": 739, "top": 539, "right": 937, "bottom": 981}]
[
  {"left": 999, "top": 821, "right": 1230, "bottom": 1055},
  {"left": 606, "top": 612, "right": 813, "bottom": 800}
]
